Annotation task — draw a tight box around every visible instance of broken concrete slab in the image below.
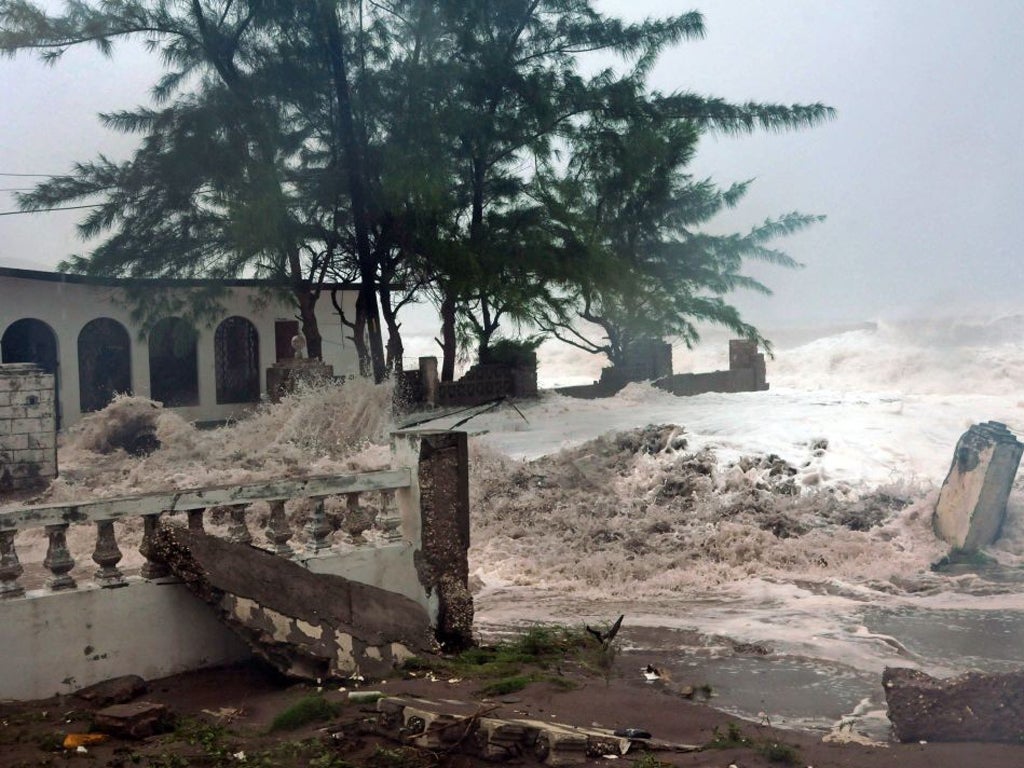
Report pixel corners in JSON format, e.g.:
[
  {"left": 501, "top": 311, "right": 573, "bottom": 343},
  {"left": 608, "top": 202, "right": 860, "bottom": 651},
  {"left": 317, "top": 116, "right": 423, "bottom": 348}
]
[
  {"left": 933, "top": 421, "right": 1023, "bottom": 550},
  {"left": 883, "top": 666, "right": 1024, "bottom": 743},
  {"left": 74, "top": 674, "right": 148, "bottom": 707},
  {"left": 93, "top": 701, "right": 172, "bottom": 739},
  {"left": 151, "top": 527, "right": 434, "bottom": 681},
  {"left": 375, "top": 696, "right": 698, "bottom": 764}
]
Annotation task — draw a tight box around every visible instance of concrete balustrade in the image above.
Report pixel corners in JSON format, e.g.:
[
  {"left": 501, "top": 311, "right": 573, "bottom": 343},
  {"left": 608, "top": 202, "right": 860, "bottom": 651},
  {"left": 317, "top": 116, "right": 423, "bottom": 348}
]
[{"left": 0, "top": 430, "right": 471, "bottom": 700}]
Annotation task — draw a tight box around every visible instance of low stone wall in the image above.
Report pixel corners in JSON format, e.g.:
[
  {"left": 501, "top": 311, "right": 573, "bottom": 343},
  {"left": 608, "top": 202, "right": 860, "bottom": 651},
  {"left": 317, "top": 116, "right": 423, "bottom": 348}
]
[{"left": 0, "top": 363, "right": 57, "bottom": 492}]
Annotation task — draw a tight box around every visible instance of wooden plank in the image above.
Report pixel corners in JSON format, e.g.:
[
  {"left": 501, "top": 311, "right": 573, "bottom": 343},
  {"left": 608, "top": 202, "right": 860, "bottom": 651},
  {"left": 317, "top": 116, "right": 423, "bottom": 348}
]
[{"left": 0, "top": 469, "right": 412, "bottom": 531}]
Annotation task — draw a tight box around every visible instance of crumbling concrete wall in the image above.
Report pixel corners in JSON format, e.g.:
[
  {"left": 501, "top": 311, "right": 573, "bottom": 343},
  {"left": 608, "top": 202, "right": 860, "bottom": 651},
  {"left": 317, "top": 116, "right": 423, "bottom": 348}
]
[
  {"left": 0, "top": 363, "right": 57, "bottom": 493},
  {"left": 654, "top": 340, "right": 767, "bottom": 397},
  {"left": 558, "top": 340, "right": 767, "bottom": 400}
]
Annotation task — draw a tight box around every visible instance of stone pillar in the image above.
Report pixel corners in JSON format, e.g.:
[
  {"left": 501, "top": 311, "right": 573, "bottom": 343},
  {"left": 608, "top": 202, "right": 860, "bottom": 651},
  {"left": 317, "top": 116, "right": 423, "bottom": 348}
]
[
  {"left": 0, "top": 363, "right": 57, "bottom": 493},
  {"left": 933, "top": 421, "right": 1024, "bottom": 550},
  {"left": 392, "top": 429, "right": 472, "bottom": 651},
  {"left": 419, "top": 357, "right": 439, "bottom": 407}
]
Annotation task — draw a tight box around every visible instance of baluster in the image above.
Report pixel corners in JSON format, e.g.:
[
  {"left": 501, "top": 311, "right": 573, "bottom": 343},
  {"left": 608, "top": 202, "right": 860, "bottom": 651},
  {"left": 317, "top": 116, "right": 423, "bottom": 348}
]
[
  {"left": 228, "top": 504, "right": 253, "bottom": 545},
  {"left": 139, "top": 513, "right": 170, "bottom": 580},
  {"left": 43, "top": 523, "right": 76, "bottom": 591},
  {"left": 376, "top": 491, "right": 403, "bottom": 542},
  {"left": 92, "top": 519, "right": 125, "bottom": 588},
  {"left": 187, "top": 508, "right": 205, "bottom": 532},
  {"left": 265, "top": 500, "right": 294, "bottom": 557},
  {"left": 344, "top": 492, "right": 372, "bottom": 541},
  {"left": 0, "top": 530, "right": 25, "bottom": 598},
  {"left": 306, "top": 497, "right": 331, "bottom": 553}
]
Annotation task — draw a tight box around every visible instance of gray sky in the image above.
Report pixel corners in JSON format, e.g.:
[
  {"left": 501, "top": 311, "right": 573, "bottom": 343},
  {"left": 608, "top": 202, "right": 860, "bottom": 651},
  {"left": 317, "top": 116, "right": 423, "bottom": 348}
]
[{"left": 2, "top": 1, "right": 1023, "bottom": 330}]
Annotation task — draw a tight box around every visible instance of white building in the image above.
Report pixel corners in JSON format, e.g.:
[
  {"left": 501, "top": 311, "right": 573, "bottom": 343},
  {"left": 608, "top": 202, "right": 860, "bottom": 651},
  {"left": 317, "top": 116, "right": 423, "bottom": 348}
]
[{"left": 0, "top": 267, "right": 359, "bottom": 428}]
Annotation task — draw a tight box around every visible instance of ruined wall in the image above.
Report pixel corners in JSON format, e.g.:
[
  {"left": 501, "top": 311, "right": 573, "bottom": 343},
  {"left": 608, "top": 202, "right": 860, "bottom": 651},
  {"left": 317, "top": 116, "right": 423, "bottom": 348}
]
[
  {"left": 653, "top": 340, "right": 768, "bottom": 397},
  {"left": 0, "top": 363, "right": 57, "bottom": 492},
  {"left": 558, "top": 340, "right": 768, "bottom": 400}
]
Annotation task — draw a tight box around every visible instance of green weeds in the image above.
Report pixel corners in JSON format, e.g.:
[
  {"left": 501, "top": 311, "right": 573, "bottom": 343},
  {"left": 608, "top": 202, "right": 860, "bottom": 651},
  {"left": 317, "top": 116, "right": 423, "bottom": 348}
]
[{"left": 269, "top": 695, "right": 344, "bottom": 733}]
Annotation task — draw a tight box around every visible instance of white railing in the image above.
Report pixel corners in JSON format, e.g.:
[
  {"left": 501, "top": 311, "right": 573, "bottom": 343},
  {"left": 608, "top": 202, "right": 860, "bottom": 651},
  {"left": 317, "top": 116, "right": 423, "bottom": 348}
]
[{"left": 0, "top": 469, "right": 412, "bottom": 598}]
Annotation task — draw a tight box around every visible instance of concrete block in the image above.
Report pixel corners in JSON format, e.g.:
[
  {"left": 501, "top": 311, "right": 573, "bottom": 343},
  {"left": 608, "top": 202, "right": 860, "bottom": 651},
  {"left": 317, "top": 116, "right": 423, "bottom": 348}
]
[
  {"left": 10, "top": 417, "right": 46, "bottom": 434},
  {"left": 3, "top": 434, "right": 29, "bottom": 451},
  {"left": 934, "top": 421, "right": 1024, "bottom": 550},
  {"left": 93, "top": 701, "right": 172, "bottom": 738},
  {"left": 27, "top": 432, "right": 56, "bottom": 450}
]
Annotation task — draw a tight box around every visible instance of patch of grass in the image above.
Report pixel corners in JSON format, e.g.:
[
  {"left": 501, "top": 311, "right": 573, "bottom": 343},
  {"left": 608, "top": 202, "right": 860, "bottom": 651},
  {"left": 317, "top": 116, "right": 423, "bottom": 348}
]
[
  {"left": 269, "top": 695, "right": 344, "bottom": 733},
  {"left": 367, "top": 745, "right": 431, "bottom": 768},
  {"left": 756, "top": 740, "right": 801, "bottom": 764},
  {"left": 33, "top": 732, "right": 63, "bottom": 752},
  {"left": 706, "top": 722, "right": 751, "bottom": 749},
  {"left": 404, "top": 624, "right": 614, "bottom": 683},
  {"left": 705, "top": 722, "right": 800, "bottom": 765},
  {"left": 630, "top": 753, "right": 670, "bottom": 768},
  {"left": 478, "top": 675, "right": 533, "bottom": 696}
]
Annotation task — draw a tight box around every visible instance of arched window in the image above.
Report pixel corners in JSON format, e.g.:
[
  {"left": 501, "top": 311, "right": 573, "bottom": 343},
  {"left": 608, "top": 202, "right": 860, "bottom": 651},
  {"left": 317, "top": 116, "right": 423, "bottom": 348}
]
[
  {"left": 148, "top": 317, "right": 198, "bottom": 407},
  {"left": 78, "top": 318, "right": 132, "bottom": 412},
  {"left": 214, "top": 316, "right": 260, "bottom": 404},
  {"left": 1, "top": 317, "right": 61, "bottom": 426}
]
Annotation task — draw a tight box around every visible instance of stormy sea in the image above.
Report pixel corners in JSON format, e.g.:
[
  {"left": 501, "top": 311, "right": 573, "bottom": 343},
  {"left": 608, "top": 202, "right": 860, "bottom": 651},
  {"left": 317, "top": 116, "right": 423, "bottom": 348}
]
[{"left": 425, "top": 314, "right": 1024, "bottom": 741}]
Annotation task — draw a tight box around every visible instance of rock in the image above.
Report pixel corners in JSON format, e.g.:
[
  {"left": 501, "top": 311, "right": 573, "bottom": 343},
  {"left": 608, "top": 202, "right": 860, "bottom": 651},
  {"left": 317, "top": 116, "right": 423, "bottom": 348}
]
[
  {"left": 93, "top": 701, "right": 172, "bottom": 739},
  {"left": 933, "top": 421, "right": 1023, "bottom": 550},
  {"left": 883, "top": 667, "right": 1024, "bottom": 743},
  {"left": 74, "top": 674, "right": 148, "bottom": 706}
]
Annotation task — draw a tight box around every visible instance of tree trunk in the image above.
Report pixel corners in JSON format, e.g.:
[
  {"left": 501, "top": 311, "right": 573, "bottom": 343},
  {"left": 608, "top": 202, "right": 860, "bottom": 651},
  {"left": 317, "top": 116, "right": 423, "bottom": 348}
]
[
  {"left": 320, "top": 2, "right": 387, "bottom": 382},
  {"left": 297, "top": 287, "right": 323, "bottom": 360},
  {"left": 440, "top": 293, "right": 457, "bottom": 383}
]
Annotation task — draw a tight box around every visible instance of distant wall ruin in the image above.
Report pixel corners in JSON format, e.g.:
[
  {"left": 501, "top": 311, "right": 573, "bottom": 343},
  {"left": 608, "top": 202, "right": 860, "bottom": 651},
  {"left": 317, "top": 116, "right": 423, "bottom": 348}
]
[
  {"left": 400, "top": 356, "right": 538, "bottom": 408},
  {"left": 558, "top": 339, "right": 767, "bottom": 400},
  {"left": 654, "top": 340, "right": 768, "bottom": 397},
  {"left": 0, "top": 363, "right": 57, "bottom": 492}
]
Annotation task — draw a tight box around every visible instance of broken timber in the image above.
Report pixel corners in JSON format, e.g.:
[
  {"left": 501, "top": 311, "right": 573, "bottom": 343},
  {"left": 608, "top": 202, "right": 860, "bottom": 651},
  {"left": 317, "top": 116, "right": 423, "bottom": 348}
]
[{"left": 151, "top": 527, "right": 433, "bottom": 680}]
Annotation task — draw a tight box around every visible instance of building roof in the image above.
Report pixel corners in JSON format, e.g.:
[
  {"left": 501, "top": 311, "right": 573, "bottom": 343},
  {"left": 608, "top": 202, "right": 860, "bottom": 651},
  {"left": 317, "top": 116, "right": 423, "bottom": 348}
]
[{"left": 0, "top": 266, "right": 358, "bottom": 290}]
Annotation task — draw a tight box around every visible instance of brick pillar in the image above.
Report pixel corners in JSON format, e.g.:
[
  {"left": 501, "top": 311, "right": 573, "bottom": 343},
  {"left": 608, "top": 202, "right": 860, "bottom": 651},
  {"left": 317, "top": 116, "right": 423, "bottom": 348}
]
[{"left": 0, "top": 363, "right": 57, "bottom": 493}]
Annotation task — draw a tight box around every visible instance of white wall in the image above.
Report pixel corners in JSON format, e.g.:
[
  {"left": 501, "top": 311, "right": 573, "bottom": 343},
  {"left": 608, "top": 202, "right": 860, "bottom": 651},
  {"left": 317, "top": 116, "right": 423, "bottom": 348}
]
[
  {"left": 0, "top": 580, "right": 251, "bottom": 701},
  {"left": 0, "top": 272, "right": 359, "bottom": 427}
]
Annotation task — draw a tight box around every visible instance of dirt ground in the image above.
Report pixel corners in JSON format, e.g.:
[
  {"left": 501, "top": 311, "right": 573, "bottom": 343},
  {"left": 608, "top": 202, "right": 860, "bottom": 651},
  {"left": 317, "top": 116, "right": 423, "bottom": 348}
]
[{"left": 3, "top": 644, "right": 1024, "bottom": 768}]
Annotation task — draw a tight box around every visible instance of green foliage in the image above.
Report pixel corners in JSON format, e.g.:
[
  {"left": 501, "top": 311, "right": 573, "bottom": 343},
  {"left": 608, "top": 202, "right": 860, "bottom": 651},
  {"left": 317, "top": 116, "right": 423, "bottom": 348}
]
[
  {"left": 757, "top": 740, "right": 801, "bottom": 764},
  {"left": 366, "top": 745, "right": 431, "bottom": 768},
  {"left": 269, "top": 695, "right": 344, "bottom": 733},
  {"left": 630, "top": 754, "right": 671, "bottom": 768},
  {"left": 404, "top": 624, "right": 613, "bottom": 694},
  {"left": 480, "top": 336, "right": 543, "bottom": 367},
  {"left": 0, "top": 0, "right": 832, "bottom": 375},
  {"left": 477, "top": 675, "right": 534, "bottom": 697}
]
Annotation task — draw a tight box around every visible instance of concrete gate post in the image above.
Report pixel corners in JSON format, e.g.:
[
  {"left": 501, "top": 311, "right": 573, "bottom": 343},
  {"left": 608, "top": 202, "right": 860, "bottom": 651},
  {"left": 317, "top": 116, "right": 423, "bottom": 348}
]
[{"left": 392, "top": 429, "right": 473, "bottom": 650}]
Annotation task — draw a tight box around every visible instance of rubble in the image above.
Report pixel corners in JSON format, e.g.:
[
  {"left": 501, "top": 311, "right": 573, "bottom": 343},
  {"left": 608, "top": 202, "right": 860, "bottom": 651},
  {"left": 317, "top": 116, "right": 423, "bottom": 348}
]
[
  {"left": 884, "top": 666, "right": 1024, "bottom": 743},
  {"left": 93, "top": 701, "right": 172, "bottom": 739}
]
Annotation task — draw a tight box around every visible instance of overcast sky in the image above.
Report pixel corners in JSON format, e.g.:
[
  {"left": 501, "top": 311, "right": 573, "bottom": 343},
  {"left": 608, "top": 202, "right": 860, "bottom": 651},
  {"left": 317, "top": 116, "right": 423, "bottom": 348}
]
[{"left": 2, "top": 1, "right": 1023, "bottom": 331}]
